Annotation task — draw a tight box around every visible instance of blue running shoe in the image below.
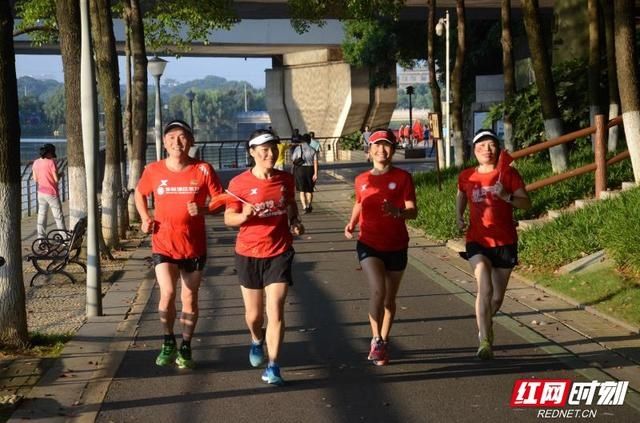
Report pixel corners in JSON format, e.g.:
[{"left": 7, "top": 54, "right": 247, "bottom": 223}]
[
  {"left": 261, "top": 364, "right": 285, "bottom": 386},
  {"left": 249, "top": 340, "right": 265, "bottom": 367}
]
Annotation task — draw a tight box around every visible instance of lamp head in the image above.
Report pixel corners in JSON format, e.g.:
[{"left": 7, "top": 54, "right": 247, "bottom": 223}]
[
  {"left": 186, "top": 90, "right": 195, "bottom": 101},
  {"left": 148, "top": 56, "right": 168, "bottom": 78},
  {"left": 435, "top": 18, "right": 445, "bottom": 36},
  {"left": 406, "top": 85, "right": 414, "bottom": 95}
]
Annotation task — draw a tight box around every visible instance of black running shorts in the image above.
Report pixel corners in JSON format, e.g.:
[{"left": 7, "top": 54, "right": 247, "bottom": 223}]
[
  {"left": 235, "top": 248, "right": 295, "bottom": 289},
  {"left": 356, "top": 241, "right": 408, "bottom": 272},
  {"left": 465, "top": 242, "right": 518, "bottom": 269},
  {"left": 152, "top": 253, "right": 206, "bottom": 273}
]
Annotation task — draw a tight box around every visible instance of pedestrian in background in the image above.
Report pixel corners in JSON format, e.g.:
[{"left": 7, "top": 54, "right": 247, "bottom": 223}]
[
  {"left": 456, "top": 129, "right": 531, "bottom": 360},
  {"left": 344, "top": 129, "right": 417, "bottom": 366},
  {"left": 135, "top": 119, "right": 223, "bottom": 370},
  {"left": 291, "top": 133, "right": 318, "bottom": 213},
  {"left": 32, "top": 143, "right": 66, "bottom": 239}
]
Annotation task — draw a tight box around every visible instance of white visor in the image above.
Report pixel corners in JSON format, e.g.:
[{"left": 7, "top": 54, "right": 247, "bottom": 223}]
[
  {"left": 472, "top": 130, "right": 499, "bottom": 145},
  {"left": 249, "top": 133, "right": 278, "bottom": 147}
]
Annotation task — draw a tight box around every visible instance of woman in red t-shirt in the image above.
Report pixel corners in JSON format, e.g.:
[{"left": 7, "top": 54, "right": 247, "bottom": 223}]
[
  {"left": 456, "top": 129, "right": 531, "bottom": 360},
  {"left": 344, "top": 129, "right": 417, "bottom": 366},
  {"left": 224, "top": 129, "right": 304, "bottom": 386}
]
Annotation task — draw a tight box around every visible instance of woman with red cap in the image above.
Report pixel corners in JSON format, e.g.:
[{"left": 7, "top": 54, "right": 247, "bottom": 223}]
[
  {"left": 456, "top": 129, "right": 531, "bottom": 360},
  {"left": 344, "top": 128, "right": 417, "bottom": 365}
]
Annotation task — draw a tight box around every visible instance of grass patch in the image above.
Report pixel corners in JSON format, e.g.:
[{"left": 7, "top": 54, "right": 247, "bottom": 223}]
[
  {"left": 535, "top": 268, "right": 640, "bottom": 328},
  {"left": 26, "top": 332, "right": 73, "bottom": 357},
  {"left": 519, "top": 187, "right": 640, "bottom": 274}
]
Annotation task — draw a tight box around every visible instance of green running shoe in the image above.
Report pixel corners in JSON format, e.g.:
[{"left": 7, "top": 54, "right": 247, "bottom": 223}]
[
  {"left": 477, "top": 339, "right": 494, "bottom": 360},
  {"left": 176, "top": 344, "right": 195, "bottom": 369},
  {"left": 155, "top": 342, "right": 177, "bottom": 367}
]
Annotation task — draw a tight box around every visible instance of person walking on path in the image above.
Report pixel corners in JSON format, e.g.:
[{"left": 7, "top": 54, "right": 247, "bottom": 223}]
[
  {"left": 456, "top": 129, "right": 531, "bottom": 360},
  {"left": 344, "top": 129, "right": 417, "bottom": 366},
  {"left": 290, "top": 133, "right": 318, "bottom": 213},
  {"left": 32, "top": 143, "right": 66, "bottom": 239},
  {"left": 224, "top": 129, "right": 304, "bottom": 386},
  {"left": 361, "top": 126, "right": 371, "bottom": 160},
  {"left": 135, "top": 119, "right": 223, "bottom": 369}
]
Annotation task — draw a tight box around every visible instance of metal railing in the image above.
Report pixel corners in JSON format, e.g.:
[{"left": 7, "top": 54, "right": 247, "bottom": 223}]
[
  {"left": 145, "top": 136, "right": 350, "bottom": 169},
  {"left": 511, "top": 115, "right": 627, "bottom": 198}
]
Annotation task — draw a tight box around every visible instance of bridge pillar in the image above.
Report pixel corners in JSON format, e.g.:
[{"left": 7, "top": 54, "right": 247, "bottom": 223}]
[{"left": 266, "top": 48, "right": 396, "bottom": 161}]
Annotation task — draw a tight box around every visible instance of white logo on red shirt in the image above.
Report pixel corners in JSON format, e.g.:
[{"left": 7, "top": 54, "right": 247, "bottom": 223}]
[
  {"left": 388, "top": 182, "right": 397, "bottom": 190},
  {"left": 361, "top": 184, "right": 368, "bottom": 191},
  {"left": 197, "top": 164, "right": 209, "bottom": 176},
  {"left": 250, "top": 188, "right": 258, "bottom": 195}
]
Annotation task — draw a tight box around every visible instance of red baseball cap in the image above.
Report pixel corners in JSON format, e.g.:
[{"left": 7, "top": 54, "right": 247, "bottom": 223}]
[{"left": 368, "top": 129, "right": 397, "bottom": 145}]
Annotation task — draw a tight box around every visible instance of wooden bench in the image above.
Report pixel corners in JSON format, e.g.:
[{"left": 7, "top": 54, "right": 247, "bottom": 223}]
[{"left": 26, "top": 217, "right": 87, "bottom": 286}]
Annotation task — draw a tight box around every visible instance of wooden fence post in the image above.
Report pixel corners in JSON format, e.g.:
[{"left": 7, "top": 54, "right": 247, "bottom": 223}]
[{"left": 594, "top": 114, "right": 607, "bottom": 199}]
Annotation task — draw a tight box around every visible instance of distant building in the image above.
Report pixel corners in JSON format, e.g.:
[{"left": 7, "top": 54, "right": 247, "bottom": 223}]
[
  {"left": 236, "top": 111, "right": 271, "bottom": 139},
  {"left": 397, "top": 66, "right": 429, "bottom": 89}
]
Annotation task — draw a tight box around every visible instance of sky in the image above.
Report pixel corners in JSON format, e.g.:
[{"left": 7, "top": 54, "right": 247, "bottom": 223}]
[{"left": 15, "top": 55, "right": 272, "bottom": 88}]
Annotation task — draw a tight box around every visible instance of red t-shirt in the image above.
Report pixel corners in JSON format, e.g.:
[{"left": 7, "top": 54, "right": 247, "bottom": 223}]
[
  {"left": 355, "top": 167, "right": 416, "bottom": 251},
  {"left": 137, "top": 160, "right": 223, "bottom": 259},
  {"left": 227, "top": 169, "right": 295, "bottom": 258},
  {"left": 457, "top": 166, "right": 525, "bottom": 247}
]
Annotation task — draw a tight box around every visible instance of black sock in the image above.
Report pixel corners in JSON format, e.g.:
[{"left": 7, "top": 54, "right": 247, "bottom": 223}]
[
  {"left": 164, "top": 334, "right": 176, "bottom": 345},
  {"left": 181, "top": 339, "right": 191, "bottom": 349}
]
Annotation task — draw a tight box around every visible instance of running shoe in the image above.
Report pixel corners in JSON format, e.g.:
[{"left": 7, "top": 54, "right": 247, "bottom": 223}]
[
  {"left": 373, "top": 341, "right": 389, "bottom": 366},
  {"left": 155, "top": 342, "right": 177, "bottom": 367},
  {"left": 368, "top": 338, "right": 385, "bottom": 361},
  {"left": 249, "top": 339, "right": 265, "bottom": 367},
  {"left": 175, "top": 344, "right": 195, "bottom": 369},
  {"left": 478, "top": 326, "right": 494, "bottom": 345},
  {"left": 476, "top": 339, "right": 494, "bottom": 360},
  {"left": 261, "top": 364, "right": 285, "bottom": 386}
]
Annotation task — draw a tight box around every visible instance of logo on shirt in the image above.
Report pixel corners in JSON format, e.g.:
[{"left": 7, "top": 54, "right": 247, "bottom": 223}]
[
  {"left": 360, "top": 184, "right": 368, "bottom": 191},
  {"left": 249, "top": 188, "right": 258, "bottom": 196},
  {"left": 388, "top": 182, "right": 397, "bottom": 190},
  {"left": 155, "top": 179, "right": 199, "bottom": 196},
  {"left": 197, "top": 164, "right": 209, "bottom": 176},
  {"left": 471, "top": 184, "right": 498, "bottom": 203}
]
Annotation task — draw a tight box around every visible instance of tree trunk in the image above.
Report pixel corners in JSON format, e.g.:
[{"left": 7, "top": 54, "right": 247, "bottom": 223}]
[
  {"left": 451, "top": 0, "right": 465, "bottom": 167},
  {"left": 428, "top": 0, "right": 445, "bottom": 169},
  {"left": 126, "top": 0, "right": 148, "bottom": 223},
  {"left": 90, "top": 0, "right": 122, "bottom": 248},
  {"left": 501, "top": 0, "right": 515, "bottom": 152},
  {"left": 56, "top": 0, "right": 86, "bottom": 226},
  {"left": 601, "top": 0, "right": 619, "bottom": 152},
  {"left": 0, "top": 3, "right": 29, "bottom": 348},
  {"left": 588, "top": 0, "right": 600, "bottom": 146},
  {"left": 614, "top": 0, "right": 640, "bottom": 183},
  {"left": 522, "top": 0, "right": 568, "bottom": 173},
  {"left": 121, "top": 10, "right": 133, "bottom": 235}
]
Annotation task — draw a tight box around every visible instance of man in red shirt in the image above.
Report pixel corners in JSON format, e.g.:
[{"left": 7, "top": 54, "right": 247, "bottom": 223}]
[
  {"left": 135, "top": 119, "right": 223, "bottom": 369},
  {"left": 344, "top": 129, "right": 417, "bottom": 366},
  {"left": 456, "top": 129, "right": 531, "bottom": 360},
  {"left": 225, "top": 129, "right": 304, "bottom": 386}
]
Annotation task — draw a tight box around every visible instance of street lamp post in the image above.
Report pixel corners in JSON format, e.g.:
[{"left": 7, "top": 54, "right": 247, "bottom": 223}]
[
  {"left": 186, "top": 90, "right": 195, "bottom": 133},
  {"left": 148, "top": 56, "right": 167, "bottom": 161},
  {"left": 436, "top": 10, "right": 451, "bottom": 168},
  {"left": 406, "top": 85, "right": 414, "bottom": 147}
]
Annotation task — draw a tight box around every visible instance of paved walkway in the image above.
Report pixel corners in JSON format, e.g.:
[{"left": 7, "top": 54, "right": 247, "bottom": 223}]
[{"left": 5, "top": 160, "right": 640, "bottom": 422}]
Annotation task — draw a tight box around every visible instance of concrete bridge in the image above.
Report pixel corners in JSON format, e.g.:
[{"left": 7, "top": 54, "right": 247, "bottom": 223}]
[{"left": 14, "top": 1, "right": 555, "bottom": 160}]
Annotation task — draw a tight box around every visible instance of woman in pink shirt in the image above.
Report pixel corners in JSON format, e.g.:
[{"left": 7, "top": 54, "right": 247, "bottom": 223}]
[{"left": 32, "top": 143, "right": 66, "bottom": 238}]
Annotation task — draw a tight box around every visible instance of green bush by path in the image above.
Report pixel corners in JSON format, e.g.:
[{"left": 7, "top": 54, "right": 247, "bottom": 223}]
[{"left": 519, "top": 187, "right": 640, "bottom": 275}]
